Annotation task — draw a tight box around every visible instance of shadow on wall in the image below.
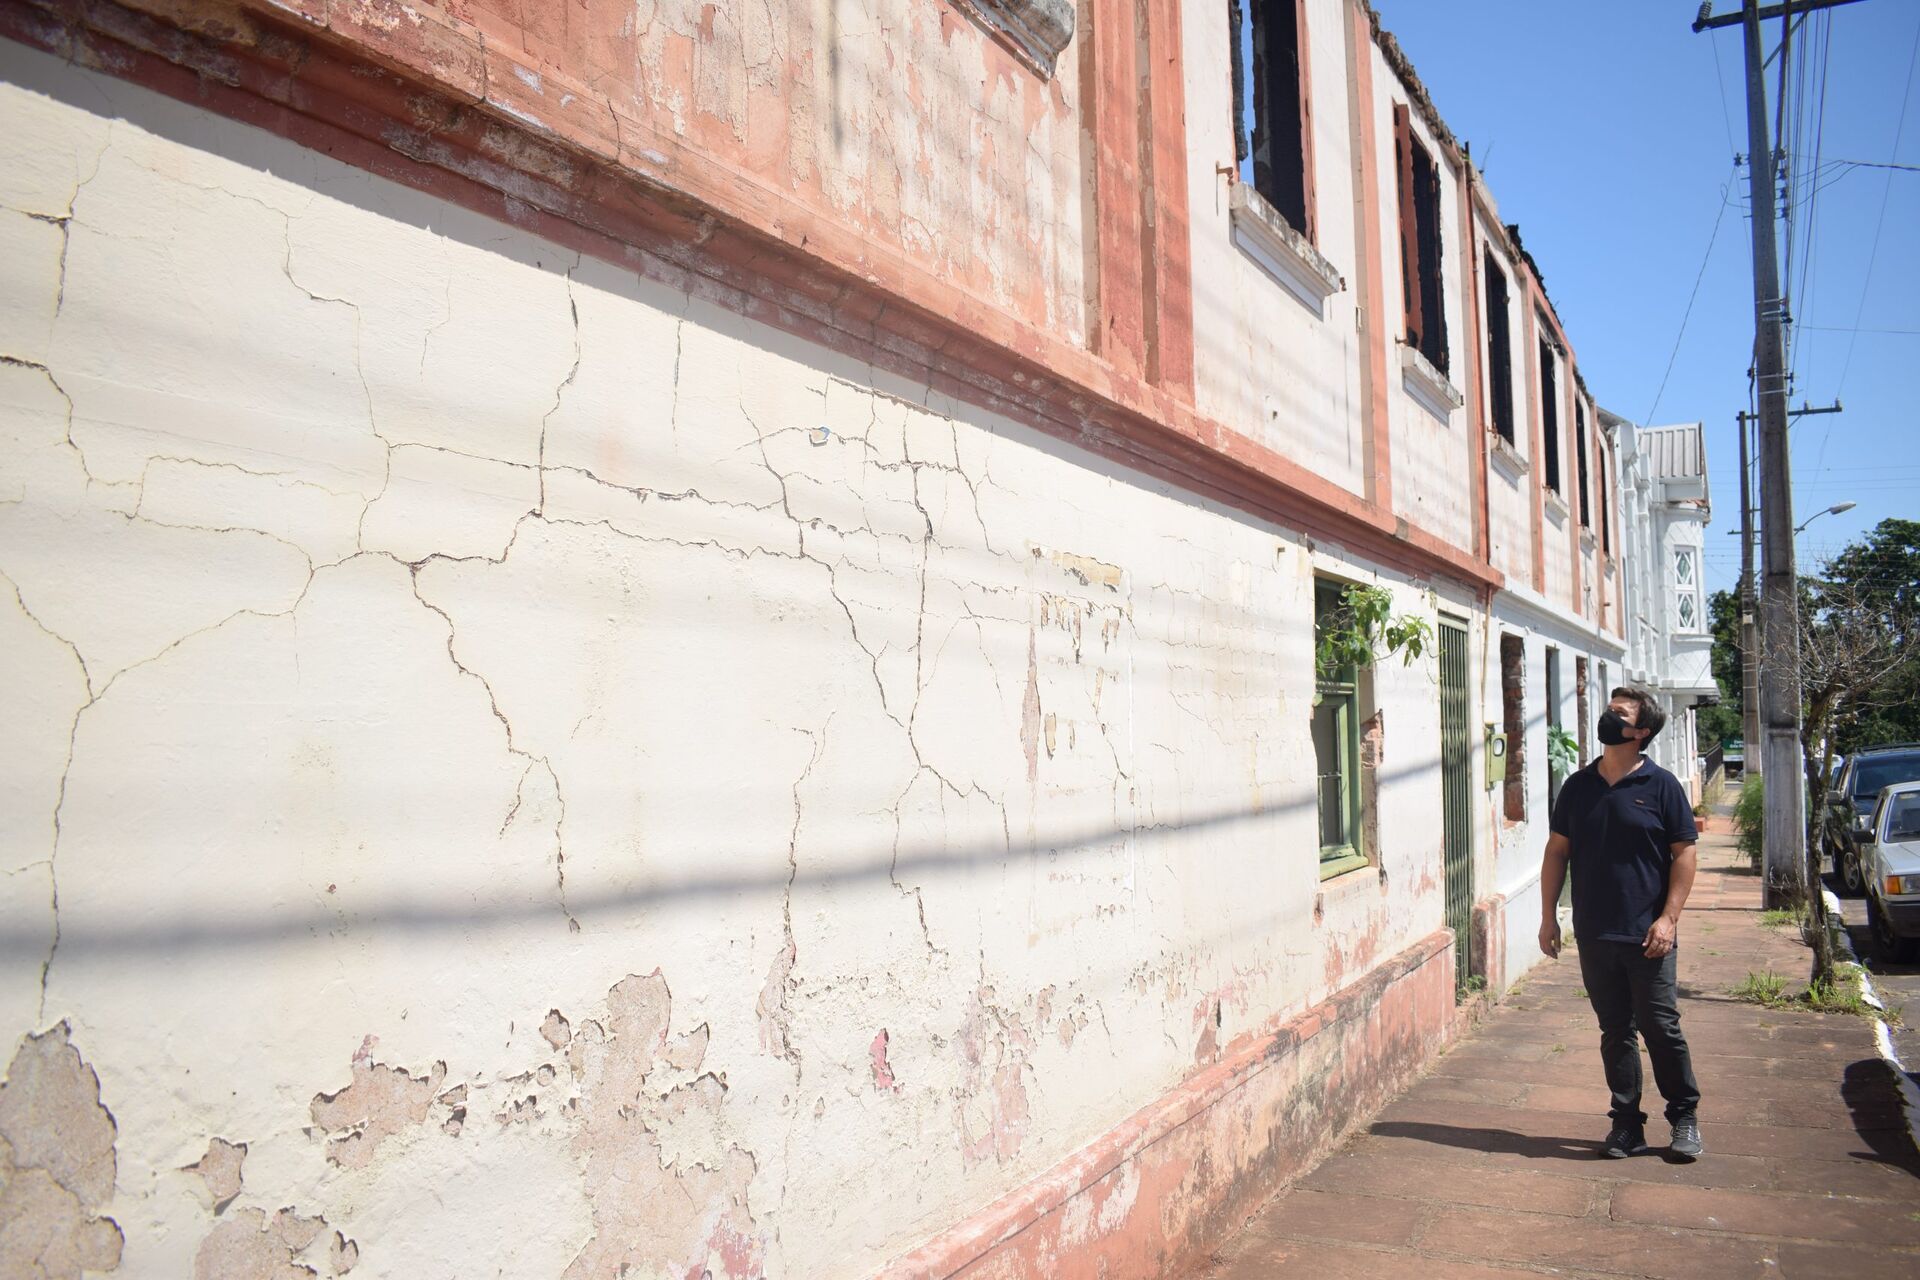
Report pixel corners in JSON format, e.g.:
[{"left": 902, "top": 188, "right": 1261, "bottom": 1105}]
[
  {"left": 4, "top": 48, "right": 1467, "bottom": 963},
  {"left": 0, "top": 754, "right": 1448, "bottom": 961}
]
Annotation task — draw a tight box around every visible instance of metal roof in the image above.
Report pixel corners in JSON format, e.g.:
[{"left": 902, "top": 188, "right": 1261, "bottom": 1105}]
[{"left": 1640, "top": 424, "right": 1707, "bottom": 481}]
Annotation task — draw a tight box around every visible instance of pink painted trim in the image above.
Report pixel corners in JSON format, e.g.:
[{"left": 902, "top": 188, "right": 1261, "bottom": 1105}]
[
  {"left": 2, "top": 0, "right": 1502, "bottom": 594},
  {"left": 878, "top": 929, "right": 1453, "bottom": 1278}
]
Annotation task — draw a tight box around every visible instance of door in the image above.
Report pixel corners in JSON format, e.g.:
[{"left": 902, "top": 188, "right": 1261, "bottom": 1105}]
[{"left": 1439, "top": 619, "right": 1475, "bottom": 992}]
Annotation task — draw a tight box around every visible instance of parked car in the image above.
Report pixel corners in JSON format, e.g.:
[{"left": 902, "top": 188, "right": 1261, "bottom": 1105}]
[
  {"left": 1860, "top": 781, "right": 1920, "bottom": 963},
  {"left": 1824, "top": 744, "right": 1920, "bottom": 896}
]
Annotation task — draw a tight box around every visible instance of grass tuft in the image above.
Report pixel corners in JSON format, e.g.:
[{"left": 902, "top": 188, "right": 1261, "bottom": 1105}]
[{"left": 1731, "top": 969, "right": 1790, "bottom": 1005}]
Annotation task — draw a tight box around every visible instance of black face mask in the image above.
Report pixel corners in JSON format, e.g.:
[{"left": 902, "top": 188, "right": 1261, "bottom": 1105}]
[{"left": 1597, "top": 710, "right": 1637, "bottom": 747}]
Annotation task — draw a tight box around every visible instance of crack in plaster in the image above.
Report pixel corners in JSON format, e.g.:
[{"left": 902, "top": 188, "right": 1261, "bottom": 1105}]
[{"left": 534, "top": 255, "right": 584, "bottom": 517}]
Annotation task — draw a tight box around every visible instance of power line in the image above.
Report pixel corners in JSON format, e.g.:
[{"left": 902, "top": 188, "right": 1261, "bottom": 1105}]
[
  {"left": 1836, "top": 10, "right": 1920, "bottom": 399},
  {"left": 1643, "top": 164, "right": 1739, "bottom": 428},
  {"left": 1711, "top": 27, "right": 1743, "bottom": 161}
]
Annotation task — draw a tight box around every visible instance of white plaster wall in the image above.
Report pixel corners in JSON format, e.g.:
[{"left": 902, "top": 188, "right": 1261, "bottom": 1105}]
[
  {"left": 1184, "top": 0, "right": 1367, "bottom": 495},
  {"left": 0, "top": 41, "right": 1456, "bottom": 1279}
]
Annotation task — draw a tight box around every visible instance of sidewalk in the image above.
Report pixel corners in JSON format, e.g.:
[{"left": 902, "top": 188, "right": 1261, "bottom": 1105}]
[{"left": 1190, "top": 824, "right": 1920, "bottom": 1278}]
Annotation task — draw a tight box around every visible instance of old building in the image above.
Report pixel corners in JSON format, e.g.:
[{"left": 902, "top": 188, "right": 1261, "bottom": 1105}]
[
  {"left": 0, "top": 2, "right": 1684, "bottom": 1276},
  {"left": 1611, "top": 415, "right": 1718, "bottom": 801}
]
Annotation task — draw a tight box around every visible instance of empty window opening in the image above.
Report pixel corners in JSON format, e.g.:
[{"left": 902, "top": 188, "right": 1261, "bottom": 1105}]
[
  {"left": 1484, "top": 252, "right": 1515, "bottom": 444},
  {"left": 1575, "top": 655, "right": 1591, "bottom": 759},
  {"left": 1394, "top": 104, "right": 1448, "bottom": 374},
  {"left": 1538, "top": 334, "right": 1561, "bottom": 492},
  {"left": 1575, "top": 400, "right": 1592, "bottom": 526},
  {"left": 1500, "top": 633, "right": 1526, "bottom": 823},
  {"left": 1231, "top": 0, "right": 1315, "bottom": 239},
  {"left": 1598, "top": 443, "right": 1612, "bottom": 555}
]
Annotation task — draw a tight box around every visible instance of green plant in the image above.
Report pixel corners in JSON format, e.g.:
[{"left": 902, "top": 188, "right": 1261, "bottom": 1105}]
[
  {"left": 1759, "top": 908, "right": 1802, "bottom": 930},
  {"left": 1733, "top": 776, "right": 1766, "bottom": 871},
  {"left": 1460, "top": 975, "right": 1488, "bottom": 996},
  {"left": 1731, "top": 969, "right": 1789, "bottom": 1006},
  {"left": 1314, "top": 584, "right": 1434, "bottom": 681},
  {"left": 1546, "top": 725, "right": 1580, "bottom": 778}
]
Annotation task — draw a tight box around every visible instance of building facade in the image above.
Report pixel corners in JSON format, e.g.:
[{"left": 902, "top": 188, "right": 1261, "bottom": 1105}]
[
  {"left": 1611, "top": 416, "right": 1718, "bottom": 800},
  {"left": 0, "top": 3, "right": 1688, "bottom": 1276}
]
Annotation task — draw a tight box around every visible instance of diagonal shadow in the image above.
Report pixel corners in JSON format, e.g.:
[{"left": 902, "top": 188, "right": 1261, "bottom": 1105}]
[{"left": 1368, "top": 1120, "right": 1598, "bottom": 1162}]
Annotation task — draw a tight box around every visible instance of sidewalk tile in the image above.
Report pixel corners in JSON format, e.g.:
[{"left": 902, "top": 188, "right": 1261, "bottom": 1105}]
[
  {"left": 1187, "top": 829, "right": 1920, "bottom": 1278},
  {"left": 1609, "top": 1181, "right": 1920, "bottom": 1244}
]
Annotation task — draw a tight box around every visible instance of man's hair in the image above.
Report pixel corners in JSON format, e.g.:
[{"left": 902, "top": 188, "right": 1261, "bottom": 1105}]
[{"left": 1610, "top": 685, "right": 1666, "bottom": 750}]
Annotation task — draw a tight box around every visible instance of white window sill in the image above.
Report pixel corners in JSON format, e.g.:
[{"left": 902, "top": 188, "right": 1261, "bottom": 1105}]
[
  {"left": 1545, "top": 490, "right": 1570, "bottom": 522},
  {"left": 1229, "top": 182, "right": 1345, "bottom": 317},
  {"left": 1400, "top": 343, "right": 1464, "bottom": 421},
  {"left": 1581, "top": 528, "right": 1597, "bottom": 552},
  {"left": 1489, "top": 433, "right": 1530, "bottom": 480}
]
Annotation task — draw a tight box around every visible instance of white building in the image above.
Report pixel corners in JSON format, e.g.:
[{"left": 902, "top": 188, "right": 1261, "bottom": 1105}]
[{"left": 1608, "top": 414, "right": 1718, "bottom": 801}]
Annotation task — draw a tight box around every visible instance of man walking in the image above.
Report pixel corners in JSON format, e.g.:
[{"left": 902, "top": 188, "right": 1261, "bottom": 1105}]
[{"left": 1538, "top": 686, "right": 1703, "bottom": 1161}]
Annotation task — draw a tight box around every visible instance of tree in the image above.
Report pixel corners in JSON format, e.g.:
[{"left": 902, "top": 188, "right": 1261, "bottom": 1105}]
[
  {"left": 1821, "top": 519, "right": 1920, "bottom": 754},
  {"left": 1696, "top": 589, "right": 1743, "bottom": 753},
  {"left": 1791, "top": 519, "right": 1920, "bottom": 980}
]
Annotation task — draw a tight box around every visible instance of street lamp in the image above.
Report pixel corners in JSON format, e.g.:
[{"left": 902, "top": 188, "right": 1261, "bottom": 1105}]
[
  {"left": 1726, "top": 500, "right": 1856, "bottom": 538},
  {"left": 1793, "top": 501, "right": 1855, "bottom": 536}
]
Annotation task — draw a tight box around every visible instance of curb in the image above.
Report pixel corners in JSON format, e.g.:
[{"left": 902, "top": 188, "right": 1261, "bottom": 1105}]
[{"left": 1822, "top": 888, "right": 1920, "bottom": 1157}]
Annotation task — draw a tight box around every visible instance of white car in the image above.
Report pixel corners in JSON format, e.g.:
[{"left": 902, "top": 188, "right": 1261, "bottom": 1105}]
[{"left": 1863, "top": 780, "right": 1920, "bottom": 963}]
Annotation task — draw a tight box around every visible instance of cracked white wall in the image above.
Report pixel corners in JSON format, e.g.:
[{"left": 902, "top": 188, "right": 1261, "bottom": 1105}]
[{"left": 0, "top": 38, "right": 1449, "bottom": 1279}]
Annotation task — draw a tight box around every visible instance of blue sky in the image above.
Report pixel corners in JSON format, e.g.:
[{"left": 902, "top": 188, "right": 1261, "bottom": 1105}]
[{"left": 1370, "top": 0, "right": 1920, "bottom": 596}]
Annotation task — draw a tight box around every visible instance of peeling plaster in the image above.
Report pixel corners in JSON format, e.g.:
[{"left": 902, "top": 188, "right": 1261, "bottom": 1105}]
[
  {"left": 0, "top": 36, "right": 1462, "bottom": 1279},
  {"left": 0, "top": 1025, "right": 122, "bottom": 1278}
]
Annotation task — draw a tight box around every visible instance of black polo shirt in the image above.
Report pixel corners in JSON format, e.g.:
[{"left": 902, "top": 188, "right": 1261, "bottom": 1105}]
[{"left": 1550, "top": 756, "right": 1699, "bottom": 943}]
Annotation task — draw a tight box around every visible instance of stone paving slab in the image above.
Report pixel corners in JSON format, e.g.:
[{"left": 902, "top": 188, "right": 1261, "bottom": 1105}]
[{"left": 1188, "top": 826, "right": 1920, "bottom": 1279}]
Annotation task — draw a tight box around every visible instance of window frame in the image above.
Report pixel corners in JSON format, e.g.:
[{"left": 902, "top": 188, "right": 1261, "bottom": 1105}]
[
  {"left": 1393, "top": 104, "right": 1449, "bottom": 375},
  {"left": 1484, "top": 250, "right": 1516, "bottom": 445},
  {"left": 1575, "top": 399, "right": 1592, "bottom": 527},
  {"left": 1313, "top": 579, "right": 1367, "bottom": 878},
  {"left": 1230, "top": 0, "right": 1317, "bottom": 242},
  {"left": 1538, "top": 330, "right": 1562, "bottom": 493}
]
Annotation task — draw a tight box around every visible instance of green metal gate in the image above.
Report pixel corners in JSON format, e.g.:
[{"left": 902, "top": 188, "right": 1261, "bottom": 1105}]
[{"left": 1438, "top": 619, "right": 1475, "bottom": 993}]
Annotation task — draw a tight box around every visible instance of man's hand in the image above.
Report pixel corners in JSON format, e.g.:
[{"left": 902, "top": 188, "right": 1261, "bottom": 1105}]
[
  {"left": 1538, "top": 918, "right": 1562, "bottom": 959},
  {"left": 1643, "top": 914, "right": 1678, "bottom": 959}
]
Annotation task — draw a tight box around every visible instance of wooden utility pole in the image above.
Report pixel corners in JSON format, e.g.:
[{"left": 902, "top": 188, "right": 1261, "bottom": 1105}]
[
  {"left": 1734, "top": 401, "right": 1839, "bottom": 782},
  {"left": 1693, "top": 0, "right": 1868, "bottom": 903},
  {"left": 1736, "top": 412, "right": 1762, "bottom": 775}
]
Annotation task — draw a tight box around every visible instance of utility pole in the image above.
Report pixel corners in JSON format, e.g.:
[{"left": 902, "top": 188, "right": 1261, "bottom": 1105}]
[
  {"left": 1736, "top": 412, "right": 1762, "bottom": 775},
  {"left": 1734, "top": 399, "right": 1839, "bottom": 782},
  {"left": 1694, "top": 0, "right": 1868, "bottom": 905}
]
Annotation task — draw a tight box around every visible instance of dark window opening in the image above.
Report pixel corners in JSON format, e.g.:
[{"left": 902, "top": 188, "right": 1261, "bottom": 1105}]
[
  {"left": 1394, "top": 105, "right": 1447, "bottom": 374},
  {"left": 1538, "top": 335, "right": 1561, "bottom": 492},
  {"left": 1501, "top": 633, "right": 1526, "bottom": 823},
  {"left": 1575, "top": 656, "right": 1591, "bottom": 760},
  {"left": 1599, "top": 445, "right": 1612, "bottom": 554},
  {"left": 1484, "top": 253, "right": 1515, "bottom": 444},
  {"left": 1575, "top": 400, "right": 1592, "bottom": 526},
  {"left": 1230, "top": 0, "right": 1315, "bottom": 240}
]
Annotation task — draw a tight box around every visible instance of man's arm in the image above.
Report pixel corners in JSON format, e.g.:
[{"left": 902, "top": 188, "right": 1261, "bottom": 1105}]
[
  {"left": 1539, "top": 832, "right": 1571, "bottom": 958},
  {"left": 1643, "top": 840, "right": 1698, "bottom": 958}
]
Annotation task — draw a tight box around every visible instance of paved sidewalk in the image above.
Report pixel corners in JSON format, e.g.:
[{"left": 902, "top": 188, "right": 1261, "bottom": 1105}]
[{"left": 1191, "top": 824, "right": 1920, "bottom": 1278}]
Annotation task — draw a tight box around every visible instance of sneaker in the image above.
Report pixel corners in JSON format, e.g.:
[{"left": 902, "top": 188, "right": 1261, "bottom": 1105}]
[
  {"left": 1601, "top": 1123, "right": 1649, "bottom": 1158},
  {"left": 1669, "top": 1118, "right": 1703, "bottom": 1162}
]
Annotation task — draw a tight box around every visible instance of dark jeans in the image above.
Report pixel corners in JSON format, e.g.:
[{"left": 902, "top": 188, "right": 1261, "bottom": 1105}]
[{"left": 1576, "top": 938, "right": 1701, "bottom": 1127}]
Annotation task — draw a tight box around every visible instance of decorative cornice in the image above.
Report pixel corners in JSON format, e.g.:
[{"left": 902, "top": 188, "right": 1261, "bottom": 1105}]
[{"left": 950, "top": 0, "right": 1074, "bottom": 76}]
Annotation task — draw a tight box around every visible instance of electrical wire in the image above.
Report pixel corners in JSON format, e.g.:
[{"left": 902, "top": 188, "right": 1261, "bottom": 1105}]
[
  {"left": 1642, "top": 165, "right": 1739, "bottom": 430},
  {"left": 1835, "top": 11, "right": 1920, "bottom": 400}
]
